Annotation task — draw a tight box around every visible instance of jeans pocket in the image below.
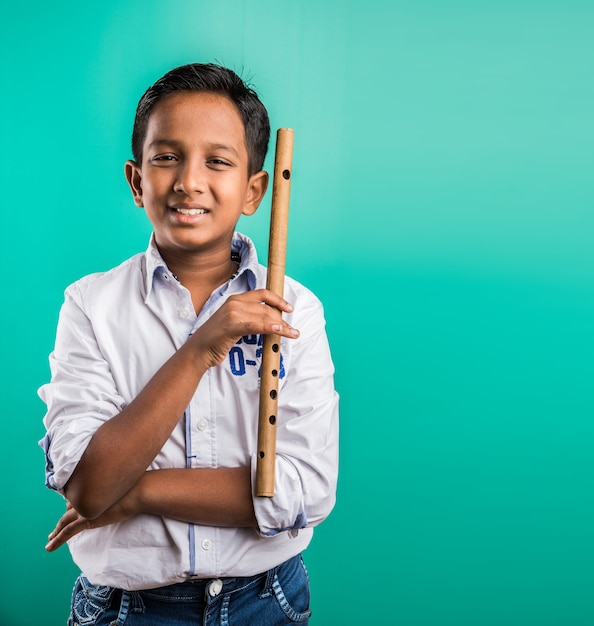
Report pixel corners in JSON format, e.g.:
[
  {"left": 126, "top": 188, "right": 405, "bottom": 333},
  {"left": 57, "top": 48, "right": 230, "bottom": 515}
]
[
  {"left": 69, "top": 575, "right": 115, "bottom": 626},
  {"left": 271, "top": 556, "right": 312, "bottom": 623}
]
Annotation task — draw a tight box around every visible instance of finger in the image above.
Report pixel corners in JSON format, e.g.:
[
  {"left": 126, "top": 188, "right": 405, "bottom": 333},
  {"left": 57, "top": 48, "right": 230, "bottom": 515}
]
[
  {"left": 258, "top": 301, "right": 300, "bottom": 338},
  {"left": 215, "top": 297, "right": 300, "bottom": 339},
  {"left": 235, "top": 289, "right": 295, "bottom": 313},
  {"left": 45, "top": 517, "right": 90, "bottom": 552},
  {"left": 269, "top": 319, "right": 299, "bottom": 338},
  {"left": 235, "top": 303, "right": 299, "bottom": 339},
  {"left": 47, "top": 507, "right": 80, "bottom": 541}
]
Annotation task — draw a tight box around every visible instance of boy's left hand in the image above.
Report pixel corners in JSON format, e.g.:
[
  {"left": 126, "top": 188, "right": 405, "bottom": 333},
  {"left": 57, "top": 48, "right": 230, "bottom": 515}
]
[{"left": 45, "top": 495, "right": 135, "bottom": 552}]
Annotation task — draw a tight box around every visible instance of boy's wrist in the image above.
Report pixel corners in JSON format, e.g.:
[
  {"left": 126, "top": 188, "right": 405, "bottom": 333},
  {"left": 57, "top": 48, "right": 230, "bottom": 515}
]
[{"left": 186, "top": 331, "right": 218, "bottom": 373}]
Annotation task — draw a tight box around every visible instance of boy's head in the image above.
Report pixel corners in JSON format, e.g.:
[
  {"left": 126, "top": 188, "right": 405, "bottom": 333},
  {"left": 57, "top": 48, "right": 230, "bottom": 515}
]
[{"left": 131, "top": 63, "right": 270, "bottom": 176}]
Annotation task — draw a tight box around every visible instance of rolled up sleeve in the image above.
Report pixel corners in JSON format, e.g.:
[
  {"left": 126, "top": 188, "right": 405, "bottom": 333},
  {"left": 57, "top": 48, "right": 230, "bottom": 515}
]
[
  {"left": 38, "top": 285, "right": 125, "bottom": 493},
  {"left": 251, "top": 294, "right": 339, "bottom": 537}
]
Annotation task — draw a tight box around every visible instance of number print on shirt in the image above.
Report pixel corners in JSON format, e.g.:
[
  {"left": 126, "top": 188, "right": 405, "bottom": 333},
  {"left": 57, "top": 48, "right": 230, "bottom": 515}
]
[{"left": 228, "top": 334, "right": 285, "bottom": 378}]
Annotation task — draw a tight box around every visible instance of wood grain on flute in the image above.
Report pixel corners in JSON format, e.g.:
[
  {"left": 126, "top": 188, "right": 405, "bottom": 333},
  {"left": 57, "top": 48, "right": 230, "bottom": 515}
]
[{"left": 255, "top": 128, "right": 294, "bottom": 497}]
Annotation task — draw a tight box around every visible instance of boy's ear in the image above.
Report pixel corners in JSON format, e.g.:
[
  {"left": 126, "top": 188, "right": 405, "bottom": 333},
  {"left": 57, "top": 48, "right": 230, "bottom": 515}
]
[
  {"left": 125, "top": 160, "right": 144, "bottom": 207},
  {"left": 242, "top": 170, "right": 269, "bottom": 216}
]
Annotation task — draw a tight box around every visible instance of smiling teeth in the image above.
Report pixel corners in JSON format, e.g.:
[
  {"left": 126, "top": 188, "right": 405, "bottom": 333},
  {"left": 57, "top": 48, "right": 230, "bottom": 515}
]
[{"left": 176, "top": 208, "right": 207, "bottom": 215}]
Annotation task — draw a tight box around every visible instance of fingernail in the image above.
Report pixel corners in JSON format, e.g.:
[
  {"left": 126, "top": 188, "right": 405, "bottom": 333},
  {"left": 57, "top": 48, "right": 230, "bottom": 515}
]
[
  {"left": 286, "top": 302, "right": 294, "bottom": 312},
  {"left": 271, "top": 324, "right": 282, "bottom": 332}
]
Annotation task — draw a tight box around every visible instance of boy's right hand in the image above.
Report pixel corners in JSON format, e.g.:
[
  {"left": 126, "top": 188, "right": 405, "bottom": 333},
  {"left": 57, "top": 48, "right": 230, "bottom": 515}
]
[
  {"left": 46, "top": 493, "right": 136, "bottom": 552},
  {"left": 190, "top": 289, "right": 299, "bottom": 370}
]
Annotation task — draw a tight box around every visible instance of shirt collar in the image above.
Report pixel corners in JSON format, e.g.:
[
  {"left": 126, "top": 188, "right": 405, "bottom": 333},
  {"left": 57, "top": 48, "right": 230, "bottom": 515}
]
[
  {"left": 231, "top": 232, "right": 258, "bottom": 291},
  {"left": 142, "top": 232, "right": 259, "bottom": 301},
  {"left": 143, "top": 234, "right": 170, "bottom": 301}
]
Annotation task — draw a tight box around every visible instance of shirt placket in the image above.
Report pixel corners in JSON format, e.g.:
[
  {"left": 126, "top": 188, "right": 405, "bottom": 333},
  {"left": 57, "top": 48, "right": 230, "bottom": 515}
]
[{"left": 187, "top": 306, "right": 219, "bottom": 576}]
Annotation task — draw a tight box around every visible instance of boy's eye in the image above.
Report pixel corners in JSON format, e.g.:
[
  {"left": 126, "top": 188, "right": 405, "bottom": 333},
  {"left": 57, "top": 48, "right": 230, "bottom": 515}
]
[
  {"left": 151, "top": 154, "right": 178, "bottom": 165},
  {"left": 208, "top": 158, "right": 233, "bottom": 169}
]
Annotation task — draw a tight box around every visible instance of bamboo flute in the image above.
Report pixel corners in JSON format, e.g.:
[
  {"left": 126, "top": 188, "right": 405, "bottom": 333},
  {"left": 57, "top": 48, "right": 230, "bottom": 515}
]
[{"left": 255, "top": 128, "right": 294, "bottom": 497}]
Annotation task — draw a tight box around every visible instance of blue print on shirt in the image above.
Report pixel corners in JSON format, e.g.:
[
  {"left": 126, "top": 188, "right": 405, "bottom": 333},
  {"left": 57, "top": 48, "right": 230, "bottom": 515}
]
[{"left": 228, "top": 334, "right": 285, "bottom": 378}]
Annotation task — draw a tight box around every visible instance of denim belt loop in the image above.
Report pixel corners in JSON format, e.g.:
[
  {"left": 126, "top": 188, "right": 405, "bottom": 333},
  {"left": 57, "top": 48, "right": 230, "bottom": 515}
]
[
  {"left": 116, "top": 590, "right": 144, "bottom": 623},
  {"left": 259, "top": 564, "right": 279, "bottom": 599}
]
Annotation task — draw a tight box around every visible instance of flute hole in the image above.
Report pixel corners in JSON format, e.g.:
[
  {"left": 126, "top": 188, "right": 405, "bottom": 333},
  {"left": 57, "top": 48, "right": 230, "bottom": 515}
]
[
  {"left": 259, "top": 451, "right": 265, "bottom": 459},
  {"left": 272, "top": 343, "right": 279, "bottom": 353},
  {"left": 270, "top": 390, "right": 277, "bottom": 400},
  {"left": 269, "top": 415, "right": 276, "bottom": 425},
  {"left": 271, "top": 369, "right": 278, "bottom": 377},
  {"left": 282, "top": 169, "right": 291, "bottom": 180}
]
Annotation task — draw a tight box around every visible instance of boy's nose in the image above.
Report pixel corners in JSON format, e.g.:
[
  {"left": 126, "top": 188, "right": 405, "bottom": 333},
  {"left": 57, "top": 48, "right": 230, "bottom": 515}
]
[{"left": 173, "top": 163, "right": 206, "bottom": 194}]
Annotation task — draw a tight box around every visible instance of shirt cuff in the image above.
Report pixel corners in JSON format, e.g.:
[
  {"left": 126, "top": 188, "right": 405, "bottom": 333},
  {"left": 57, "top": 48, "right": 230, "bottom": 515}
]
[{"left": 250, "top": 453, "right": 308, "bottom": 537}]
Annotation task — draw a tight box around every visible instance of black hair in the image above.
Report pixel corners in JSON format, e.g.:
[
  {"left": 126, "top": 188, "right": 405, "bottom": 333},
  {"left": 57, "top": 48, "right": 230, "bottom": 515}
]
[{"left": 131, "top": 63, "right": 270, "bottom": 175}]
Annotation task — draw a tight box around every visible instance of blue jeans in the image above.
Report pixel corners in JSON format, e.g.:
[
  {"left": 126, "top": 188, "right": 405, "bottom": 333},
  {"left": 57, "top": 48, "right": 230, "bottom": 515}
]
[{"left": 67, "top": 554, "right": 311, "bottom": 625}]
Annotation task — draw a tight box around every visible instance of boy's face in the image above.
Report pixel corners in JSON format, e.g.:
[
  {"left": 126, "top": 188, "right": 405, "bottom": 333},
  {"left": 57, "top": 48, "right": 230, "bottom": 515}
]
[{"left": 125, "top": 91, "right": 267, "bottom": 260}]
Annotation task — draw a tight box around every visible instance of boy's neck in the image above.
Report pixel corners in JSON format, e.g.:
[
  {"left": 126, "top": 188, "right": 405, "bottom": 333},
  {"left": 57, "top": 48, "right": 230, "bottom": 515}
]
[{"left": 157, "top": 244, "right": 239, "bottom": 313}]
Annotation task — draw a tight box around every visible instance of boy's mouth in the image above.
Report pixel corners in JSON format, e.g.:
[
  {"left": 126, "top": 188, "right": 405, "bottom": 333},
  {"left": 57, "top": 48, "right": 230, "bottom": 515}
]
[
  {"left": 171, "top": 206, "right": 209, "bottom": 216},
  {"left": 176, "top": 208, "right": 207, "bottom": 216}
]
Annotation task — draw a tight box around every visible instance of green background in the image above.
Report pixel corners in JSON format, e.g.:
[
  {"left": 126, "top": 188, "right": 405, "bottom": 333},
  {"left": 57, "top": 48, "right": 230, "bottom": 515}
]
[{"left": 2, "top": 1, "right": 593, "bottom": 624}]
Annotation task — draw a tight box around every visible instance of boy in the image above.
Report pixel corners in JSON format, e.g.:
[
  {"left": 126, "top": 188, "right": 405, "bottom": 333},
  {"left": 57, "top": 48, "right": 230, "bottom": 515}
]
[{"left": 40, "top": 63, "right": 338, "bottom": 625}]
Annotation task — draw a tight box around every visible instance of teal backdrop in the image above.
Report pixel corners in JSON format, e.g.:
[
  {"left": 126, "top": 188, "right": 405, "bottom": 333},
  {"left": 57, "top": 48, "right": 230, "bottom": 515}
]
[{"left": 2, "top": 1, "right": 593, "bottom": 624}]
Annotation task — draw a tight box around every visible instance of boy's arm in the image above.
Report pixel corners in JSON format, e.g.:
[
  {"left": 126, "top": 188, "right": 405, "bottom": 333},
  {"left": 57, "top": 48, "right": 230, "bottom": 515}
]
[
  {"left": 46, "top": 466, "right": 256, "bottom": 552},
  {"left": 62, "top": 289, "right": 299, "bottom": 520}
]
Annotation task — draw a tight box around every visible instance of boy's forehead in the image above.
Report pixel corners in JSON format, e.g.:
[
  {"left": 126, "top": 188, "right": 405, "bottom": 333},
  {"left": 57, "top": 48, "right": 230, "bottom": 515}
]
[{"left": 145, "top": 91, "right": 245, "bottom": 141}]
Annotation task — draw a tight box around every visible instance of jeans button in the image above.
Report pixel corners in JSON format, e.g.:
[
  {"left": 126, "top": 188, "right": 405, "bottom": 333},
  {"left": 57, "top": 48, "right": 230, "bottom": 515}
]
[{"left": 207, "top": 579, "right": 223, "bottom": 597}]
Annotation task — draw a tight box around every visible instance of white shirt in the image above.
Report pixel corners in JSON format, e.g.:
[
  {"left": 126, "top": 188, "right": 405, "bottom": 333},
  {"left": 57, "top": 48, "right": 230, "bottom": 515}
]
[{"left": 39, "top": 233, "right": 339, "bottom": 591}]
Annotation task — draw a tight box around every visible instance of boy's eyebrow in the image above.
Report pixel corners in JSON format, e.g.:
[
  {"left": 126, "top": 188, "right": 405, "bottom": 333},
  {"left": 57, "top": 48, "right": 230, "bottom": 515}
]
[
  {"left": 148, "top": 139, "right": 240, "bottom": 157},
  {"left": 206, "top": 142, "right": 240, "bottom": 157}
]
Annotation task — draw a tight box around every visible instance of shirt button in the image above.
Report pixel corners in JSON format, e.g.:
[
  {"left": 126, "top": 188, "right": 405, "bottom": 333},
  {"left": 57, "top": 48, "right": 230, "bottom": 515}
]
[
  {"left": 197, "top": 420, "right": 208, "bottom": 432},
  {"left": 180, "top": 309, "right": 190, "bottom": 319},
  {"left": 201, "top": 539, "right": 212, "bottom": 550}
]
